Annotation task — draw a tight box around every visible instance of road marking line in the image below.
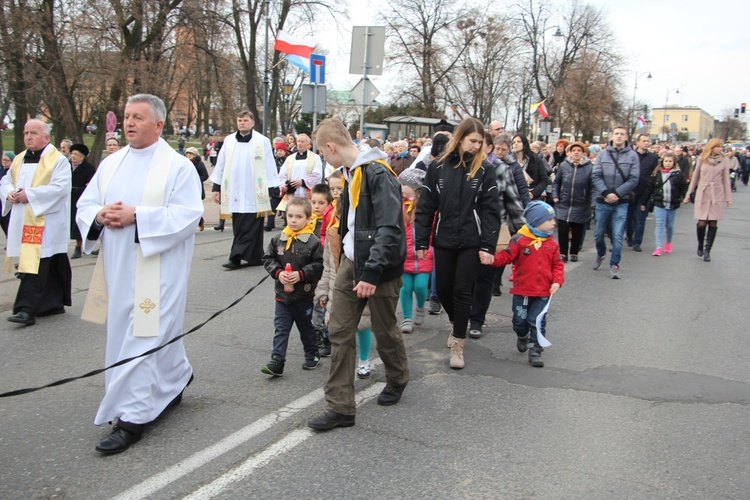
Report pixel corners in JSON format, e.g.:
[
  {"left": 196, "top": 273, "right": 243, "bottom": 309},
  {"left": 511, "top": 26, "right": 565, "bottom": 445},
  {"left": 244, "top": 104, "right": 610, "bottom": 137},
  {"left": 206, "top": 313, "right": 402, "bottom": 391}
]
[
  {"left": 185, "top": 383, "right": 385, "bottom": 499},
  {"left": 111, "top": 372, "right": 384, "bottom": 500}
]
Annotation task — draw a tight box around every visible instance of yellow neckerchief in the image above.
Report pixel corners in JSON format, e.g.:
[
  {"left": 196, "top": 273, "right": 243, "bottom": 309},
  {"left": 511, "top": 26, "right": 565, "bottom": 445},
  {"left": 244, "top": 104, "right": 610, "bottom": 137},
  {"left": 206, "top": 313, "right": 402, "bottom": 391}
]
[
  {"left": 402, "top": 199, "right": 414, "bottom": 214},
  {"left": 282, "top": 224, "right": 315, "bottom": 250},
  {"left": 346, "top": 159, "right": 397, "bottom": 208},
  {"left": 309, "top": 213, "right": 322, "bottom": 232},
  {"left": 517, "top": 224, "right": 551, "bottom": 250},
  {"left": 326, "top": 200, "right": 338, "bottom": 230}
]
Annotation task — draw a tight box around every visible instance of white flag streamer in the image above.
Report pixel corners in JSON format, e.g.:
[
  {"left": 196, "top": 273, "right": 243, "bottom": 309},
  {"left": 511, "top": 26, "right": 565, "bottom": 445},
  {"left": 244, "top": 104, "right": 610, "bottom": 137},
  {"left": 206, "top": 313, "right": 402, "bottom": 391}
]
[{"left": 535, "top": 298, "right": 552, "bottom": 347}]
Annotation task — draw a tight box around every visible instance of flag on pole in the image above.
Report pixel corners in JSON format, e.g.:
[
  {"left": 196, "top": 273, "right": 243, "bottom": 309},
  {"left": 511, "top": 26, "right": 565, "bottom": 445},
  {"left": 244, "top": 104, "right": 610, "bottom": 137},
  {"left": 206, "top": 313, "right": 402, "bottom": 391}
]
[
  {"left": 636, "top": 115, "right": 646, "bottom": 128},
  {"left": 274, "top": 30, "right": 315, "bottom": 74},
  {"left": 530, "top": 100, "right": 549, "bottom": 119}
]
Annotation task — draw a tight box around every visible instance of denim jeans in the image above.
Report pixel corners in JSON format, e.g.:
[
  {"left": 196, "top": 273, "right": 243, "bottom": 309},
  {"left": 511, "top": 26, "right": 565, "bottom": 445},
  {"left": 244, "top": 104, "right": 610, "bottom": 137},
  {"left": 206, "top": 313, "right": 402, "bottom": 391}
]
[
  {"left": 653, "top": 206, "right": 677, "bottom": 249},
  {"left": 594, "top": 202, "right": 628, "bottom": 267},
  {"left": 627, "top": 196, "right": 650, "bottom": 246},
  {"left": 511, "top": 295, "right": 549, "bottom": 345},
  {"left": 272, "top": 300, "right": 319, "bottom": 361}
]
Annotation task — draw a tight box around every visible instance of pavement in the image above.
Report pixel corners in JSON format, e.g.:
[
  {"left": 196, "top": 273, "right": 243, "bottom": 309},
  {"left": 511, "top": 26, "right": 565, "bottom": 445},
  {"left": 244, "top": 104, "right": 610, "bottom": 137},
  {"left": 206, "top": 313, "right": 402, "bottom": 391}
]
[{"left": 0, "top": 178, "right": 748, "bottom": 499}]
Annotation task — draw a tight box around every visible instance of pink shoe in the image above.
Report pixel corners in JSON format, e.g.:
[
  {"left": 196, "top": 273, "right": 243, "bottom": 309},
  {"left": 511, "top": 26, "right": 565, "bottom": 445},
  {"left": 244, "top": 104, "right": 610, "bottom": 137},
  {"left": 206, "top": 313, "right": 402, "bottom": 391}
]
[
  {"left": 652, "top": 248, "right": 662, "bottom": 256},
  {"left": 664, "top": 242, "right": 672, "bottom": 253}
]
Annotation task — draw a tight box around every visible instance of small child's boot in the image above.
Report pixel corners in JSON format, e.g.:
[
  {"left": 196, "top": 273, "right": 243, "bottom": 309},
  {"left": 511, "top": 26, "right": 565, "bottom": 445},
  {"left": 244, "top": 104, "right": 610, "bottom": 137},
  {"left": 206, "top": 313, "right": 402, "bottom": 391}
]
[
  {"left": 319, "top": 338, "right": 332, "bottom": 357},
  {"left": 261, "top": 355, "right": 285, "bottom": 376},
  {"left": 528, "top": 344, "right": 544, "bottom": 368}
]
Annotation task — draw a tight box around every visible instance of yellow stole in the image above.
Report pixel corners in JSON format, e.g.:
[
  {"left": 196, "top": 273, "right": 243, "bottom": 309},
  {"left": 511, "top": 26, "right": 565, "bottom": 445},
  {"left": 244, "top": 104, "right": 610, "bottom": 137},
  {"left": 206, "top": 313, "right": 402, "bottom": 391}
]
[
  {"left": 347, "top": 159, "right": 397, "bottom": 208},
  {"left": 220, "top": 133, "right": 273, "bottom": 219},
  {"left": 4, "top": 147, "right": 63, "bottom": 274},
  {"left": 281, "top": 224, "right": 315, "bottom": 250}
]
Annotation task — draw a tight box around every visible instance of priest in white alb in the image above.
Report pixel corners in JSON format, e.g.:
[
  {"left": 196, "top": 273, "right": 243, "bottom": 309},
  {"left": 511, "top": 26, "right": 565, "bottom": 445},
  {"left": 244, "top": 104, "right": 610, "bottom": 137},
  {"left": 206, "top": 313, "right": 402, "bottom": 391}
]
[
  {"left": 76, "top": 94, "right": 204, "bottom": 454},
  {"left": 210, "top": 110, "right": 278, "bottom": 270},
  {"left": 0, "top": 119, "right": 72, "bottom": 326}
]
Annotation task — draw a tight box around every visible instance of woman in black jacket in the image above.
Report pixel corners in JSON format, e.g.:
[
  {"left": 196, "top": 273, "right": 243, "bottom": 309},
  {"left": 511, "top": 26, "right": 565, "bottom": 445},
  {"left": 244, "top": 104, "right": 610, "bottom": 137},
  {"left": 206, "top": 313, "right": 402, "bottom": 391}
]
[
  {"left": 552, "top": 141, "right": 593, "bottom": 262},
  {"left": 512, "top": 133, "right": 549, "bottom": 201},
  {"left": 415, "top": 118, "right": 501, "bottom": 370},
  {"left": 69, "top": 144, "right": 96, "bottom": 259},
  {"left": 185, "top": 147, "right": 209, "bottom": 230}
]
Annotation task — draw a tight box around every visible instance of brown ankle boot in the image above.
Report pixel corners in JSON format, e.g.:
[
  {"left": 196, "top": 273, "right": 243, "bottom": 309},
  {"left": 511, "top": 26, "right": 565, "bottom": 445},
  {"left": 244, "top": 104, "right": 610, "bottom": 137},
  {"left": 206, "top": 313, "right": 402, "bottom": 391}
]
[{"left": 449, "top": 338, "right": 465, "bottom": 369}]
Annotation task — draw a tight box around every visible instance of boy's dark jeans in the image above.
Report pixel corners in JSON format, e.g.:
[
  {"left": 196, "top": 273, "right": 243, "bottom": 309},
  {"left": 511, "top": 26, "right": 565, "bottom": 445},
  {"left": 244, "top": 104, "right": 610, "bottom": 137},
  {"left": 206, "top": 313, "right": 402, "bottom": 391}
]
[
  {"left": 511, "top": 295, "right": 549, "bottom": 345},
  {"left": 272, "top": 300, "right": 319, "bottom": 361}
]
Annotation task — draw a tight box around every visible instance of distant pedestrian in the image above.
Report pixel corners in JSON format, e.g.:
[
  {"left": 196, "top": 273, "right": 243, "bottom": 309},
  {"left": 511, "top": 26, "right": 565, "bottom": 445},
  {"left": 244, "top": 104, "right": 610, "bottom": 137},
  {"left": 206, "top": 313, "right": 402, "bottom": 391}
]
[
  {"left": 684, "top": 139, "right": 732, "bottom": 262},
  {"left": 552, "top": 141, "right": 593, "bottom": 263},
  {"left": 641, "top": 152, "right": 688, "bottom": 256},
  {"left": 68, "top": 143, "right": 96, "bottom": 259}
]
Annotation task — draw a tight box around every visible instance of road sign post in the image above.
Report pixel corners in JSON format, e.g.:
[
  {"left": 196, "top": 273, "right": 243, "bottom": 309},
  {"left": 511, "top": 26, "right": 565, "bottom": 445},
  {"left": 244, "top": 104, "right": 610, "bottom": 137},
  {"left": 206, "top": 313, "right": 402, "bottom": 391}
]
[
  {"left": 350, "top": 26, "right": 385, "bottom": 138},
  {"left": 309, "top": 54, "right": 326, "bottom": 136}
]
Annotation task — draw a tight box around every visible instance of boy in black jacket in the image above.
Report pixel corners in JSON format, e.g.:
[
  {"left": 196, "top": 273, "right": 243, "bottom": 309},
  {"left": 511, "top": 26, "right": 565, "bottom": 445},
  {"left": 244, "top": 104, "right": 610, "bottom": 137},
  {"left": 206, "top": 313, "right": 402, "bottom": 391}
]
[{"left": 261, "top": 197, "right": 324, "bottom": 376}]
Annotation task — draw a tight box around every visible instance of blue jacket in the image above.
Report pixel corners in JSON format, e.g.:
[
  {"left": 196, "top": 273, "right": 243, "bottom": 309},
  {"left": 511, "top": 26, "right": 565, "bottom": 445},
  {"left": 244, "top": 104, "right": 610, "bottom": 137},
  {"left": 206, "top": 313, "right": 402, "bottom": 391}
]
[{"left": 592, "top": 142, "right": 640, "bottom": 204}]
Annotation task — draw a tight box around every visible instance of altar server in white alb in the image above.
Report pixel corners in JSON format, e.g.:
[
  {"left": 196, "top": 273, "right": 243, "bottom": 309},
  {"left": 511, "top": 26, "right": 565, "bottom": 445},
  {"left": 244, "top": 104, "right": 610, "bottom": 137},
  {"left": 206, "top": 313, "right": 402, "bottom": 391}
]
[
  {"left": 76, "top": 94, "right": 204, "bottom": 454},
  {"left": 210, "top": 110, "right": 279, "bottom": 270},
  {"left": 0, "top": 119, "right": 72, "bottom": 326}
]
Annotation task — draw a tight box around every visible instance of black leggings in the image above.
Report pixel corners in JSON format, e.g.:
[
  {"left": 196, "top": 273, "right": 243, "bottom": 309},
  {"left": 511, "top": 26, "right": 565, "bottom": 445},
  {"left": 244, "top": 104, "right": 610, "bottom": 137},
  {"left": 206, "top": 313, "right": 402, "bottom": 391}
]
[
  {"left": 434, "top": 247, "right": 480, "bottom": 339},
  {"left": 557, "top": 220, "right": 585, "bottom": 256}
]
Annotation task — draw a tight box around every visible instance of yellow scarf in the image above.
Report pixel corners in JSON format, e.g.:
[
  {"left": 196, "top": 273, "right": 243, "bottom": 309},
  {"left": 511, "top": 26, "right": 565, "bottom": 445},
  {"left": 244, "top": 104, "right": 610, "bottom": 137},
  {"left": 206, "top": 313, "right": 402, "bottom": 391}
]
[
  {"left": 517, "top": 224, "right": 551, "bottom": 250},
  {"left": 346, "top": 159, "right": 397, "bottom": 208},
  {"left": 282, "top": 224, "right": 315, "bottom": 250},
  {"left": 402, "top": 199, "right": 414, "bottom": 214},
  {"left": 4, "top": 147, "right": 62, "bottom": 274}
]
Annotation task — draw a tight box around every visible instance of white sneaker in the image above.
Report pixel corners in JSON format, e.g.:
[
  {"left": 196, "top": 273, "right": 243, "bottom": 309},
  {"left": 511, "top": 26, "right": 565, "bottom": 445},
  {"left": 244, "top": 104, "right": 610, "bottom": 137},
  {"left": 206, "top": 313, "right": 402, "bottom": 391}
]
[
  {"left": 401, "top": 318, "right": 413, "bottom": 333},
  {"left": 357, "top": 361, "right": 371, "bottom": 379},
  {"left": 414, "top": 307, "right": 426, "bottom": 326}
]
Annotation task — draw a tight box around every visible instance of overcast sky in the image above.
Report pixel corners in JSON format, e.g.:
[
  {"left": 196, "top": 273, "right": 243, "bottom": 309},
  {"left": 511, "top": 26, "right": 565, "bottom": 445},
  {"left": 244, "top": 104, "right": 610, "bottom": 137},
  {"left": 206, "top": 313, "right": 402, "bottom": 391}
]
[{"left": 315, "top": 0, "right": 750, "bottom": 121}]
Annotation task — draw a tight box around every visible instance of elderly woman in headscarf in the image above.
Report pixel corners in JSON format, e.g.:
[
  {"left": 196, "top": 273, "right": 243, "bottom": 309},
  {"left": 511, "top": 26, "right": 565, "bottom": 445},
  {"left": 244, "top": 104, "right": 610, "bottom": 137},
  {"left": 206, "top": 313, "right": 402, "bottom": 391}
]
[{"left": 69, "top": 144, "right": 96, "bottom": 259}]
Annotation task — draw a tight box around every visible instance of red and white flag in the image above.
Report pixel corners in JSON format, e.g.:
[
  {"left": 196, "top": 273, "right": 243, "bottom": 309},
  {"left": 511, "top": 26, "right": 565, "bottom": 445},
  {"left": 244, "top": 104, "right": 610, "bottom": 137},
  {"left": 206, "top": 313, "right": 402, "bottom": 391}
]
[
  {"left": 274, "top": 30, "right": 315, "bottom": 73},
  {"left": 530, "top": 100, "right": 549, "bottom": 119}
]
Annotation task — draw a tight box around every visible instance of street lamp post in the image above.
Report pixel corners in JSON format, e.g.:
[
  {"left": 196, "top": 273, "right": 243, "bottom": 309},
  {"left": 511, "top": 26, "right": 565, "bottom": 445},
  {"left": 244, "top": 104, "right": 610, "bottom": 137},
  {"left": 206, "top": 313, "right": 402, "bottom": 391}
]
[
  {"left": 283, "top": 81, "right": 293, "bottom": 134},
  {"left": 663, "top": 88, "right": 680, "bottom": 143},
  {"left": 631, "top": 71, "right": 652, "bottom": 137}
]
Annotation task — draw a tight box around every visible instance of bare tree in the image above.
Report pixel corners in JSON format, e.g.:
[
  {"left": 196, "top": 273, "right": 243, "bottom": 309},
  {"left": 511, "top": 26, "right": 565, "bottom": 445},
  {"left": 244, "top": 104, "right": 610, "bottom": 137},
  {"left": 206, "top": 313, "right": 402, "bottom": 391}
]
[{"left": 379, "top": 0, "right": 481, "bottom": 117}]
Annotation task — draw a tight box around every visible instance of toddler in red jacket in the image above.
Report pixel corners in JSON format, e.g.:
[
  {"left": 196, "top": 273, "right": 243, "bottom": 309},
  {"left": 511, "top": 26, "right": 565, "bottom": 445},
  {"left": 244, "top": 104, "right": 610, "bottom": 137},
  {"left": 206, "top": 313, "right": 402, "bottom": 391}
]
[{"left": 492, "top": 201, "right": 564, "bottom": 367}]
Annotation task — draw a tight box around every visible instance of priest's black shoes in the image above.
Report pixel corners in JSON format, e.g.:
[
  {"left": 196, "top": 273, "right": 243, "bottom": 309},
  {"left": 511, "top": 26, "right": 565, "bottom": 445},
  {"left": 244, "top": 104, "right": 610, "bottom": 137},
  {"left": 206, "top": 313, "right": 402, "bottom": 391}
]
[
  {"left": 96, "top": 421, "right": 144, "bottom": 454},
  {"left": 7, "top": 311, "right": 35, "bottom": 326},
  {"left": 222, "top": 260, "right": 241, "bottom": 270},
  {"left": 307, "top": 411, "right": 355, "bottom": 431}
]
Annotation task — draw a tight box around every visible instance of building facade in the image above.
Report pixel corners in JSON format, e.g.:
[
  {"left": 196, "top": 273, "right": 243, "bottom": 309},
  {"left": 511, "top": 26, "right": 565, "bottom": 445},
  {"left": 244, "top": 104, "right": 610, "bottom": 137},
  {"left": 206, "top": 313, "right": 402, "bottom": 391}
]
[{"left": 649, "top": 105, "right": 714, "bottom": 142}]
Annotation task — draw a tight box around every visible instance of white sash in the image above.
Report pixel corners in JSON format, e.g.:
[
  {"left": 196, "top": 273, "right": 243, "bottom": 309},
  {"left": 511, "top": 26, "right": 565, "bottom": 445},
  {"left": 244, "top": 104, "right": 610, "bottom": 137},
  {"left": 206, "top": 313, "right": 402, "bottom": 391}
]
[{"left": 81, "top": 139, "right": 175, "bottom": 337}]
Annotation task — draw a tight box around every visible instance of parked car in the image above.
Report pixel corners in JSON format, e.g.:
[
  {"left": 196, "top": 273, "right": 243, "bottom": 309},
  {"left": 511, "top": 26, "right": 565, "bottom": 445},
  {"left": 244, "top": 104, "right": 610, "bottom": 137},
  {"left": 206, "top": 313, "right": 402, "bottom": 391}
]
[{"left": 86, "top": 124, "right": 98, "bottom": 134}]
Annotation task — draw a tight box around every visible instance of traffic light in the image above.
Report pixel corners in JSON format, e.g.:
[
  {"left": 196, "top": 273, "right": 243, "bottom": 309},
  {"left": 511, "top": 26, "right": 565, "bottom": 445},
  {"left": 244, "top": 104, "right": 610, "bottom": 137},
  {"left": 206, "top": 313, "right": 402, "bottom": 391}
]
[
  {"left": 742, "top": 103, "right": 747, "bottom": 114},
  {"left": 734, "top": 108, "right": 739, "bottom": 119}
]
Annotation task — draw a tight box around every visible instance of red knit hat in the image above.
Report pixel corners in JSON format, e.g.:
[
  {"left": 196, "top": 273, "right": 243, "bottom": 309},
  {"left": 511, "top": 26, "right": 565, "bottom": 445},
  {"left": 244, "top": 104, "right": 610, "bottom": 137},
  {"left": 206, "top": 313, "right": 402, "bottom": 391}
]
[{"left": 275, "top": 141, "right": 288, "bottom": 151}]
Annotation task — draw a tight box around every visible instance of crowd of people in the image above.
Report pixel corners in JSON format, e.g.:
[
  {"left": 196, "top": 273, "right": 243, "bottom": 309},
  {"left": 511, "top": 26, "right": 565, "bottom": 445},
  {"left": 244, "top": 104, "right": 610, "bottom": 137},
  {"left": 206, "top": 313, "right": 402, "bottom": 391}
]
[{"left": 0, "top": 103, "right": 740, "bottom": 453}]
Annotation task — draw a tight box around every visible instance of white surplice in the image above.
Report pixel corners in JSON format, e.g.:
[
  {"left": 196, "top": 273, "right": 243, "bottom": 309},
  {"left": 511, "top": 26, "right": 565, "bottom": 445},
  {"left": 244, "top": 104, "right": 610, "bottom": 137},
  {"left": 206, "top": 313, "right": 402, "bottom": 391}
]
[
  {"left": 0, "top": 144, "right": 71, "bottom": 257},
  {"left": 208, "top": 131, "right": 278, "bottom": 213},
  {"left": 76, "top": 139, "right": 204, "bottom": 425}
]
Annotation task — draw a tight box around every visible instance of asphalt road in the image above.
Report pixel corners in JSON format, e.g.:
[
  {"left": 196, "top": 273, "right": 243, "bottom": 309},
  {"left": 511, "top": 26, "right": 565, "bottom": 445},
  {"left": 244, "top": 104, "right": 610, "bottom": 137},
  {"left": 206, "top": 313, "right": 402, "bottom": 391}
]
[{"left": 1, "top": 184, "right": 748, "bottom": 499}]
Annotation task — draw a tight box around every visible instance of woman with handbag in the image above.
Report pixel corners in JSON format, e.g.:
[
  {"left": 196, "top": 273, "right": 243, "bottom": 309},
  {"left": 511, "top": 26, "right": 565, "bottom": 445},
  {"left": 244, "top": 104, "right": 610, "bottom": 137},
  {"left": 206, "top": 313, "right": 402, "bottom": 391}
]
[{"left": 684, "top": 139, "right": 732, "bottom": 262}]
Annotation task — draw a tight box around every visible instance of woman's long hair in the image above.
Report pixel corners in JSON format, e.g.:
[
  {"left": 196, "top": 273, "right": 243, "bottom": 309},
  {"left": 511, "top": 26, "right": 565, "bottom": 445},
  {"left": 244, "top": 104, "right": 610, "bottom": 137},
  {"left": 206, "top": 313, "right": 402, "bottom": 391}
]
[
  {"left": 439, "top": 117, "right": 486, "bottom": 179},
  {"left": 512, "top": 133, "right": 533, "bottom": 165},
  {"left": 699, "top": 138, "right": 724, "bottom": 162}
]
